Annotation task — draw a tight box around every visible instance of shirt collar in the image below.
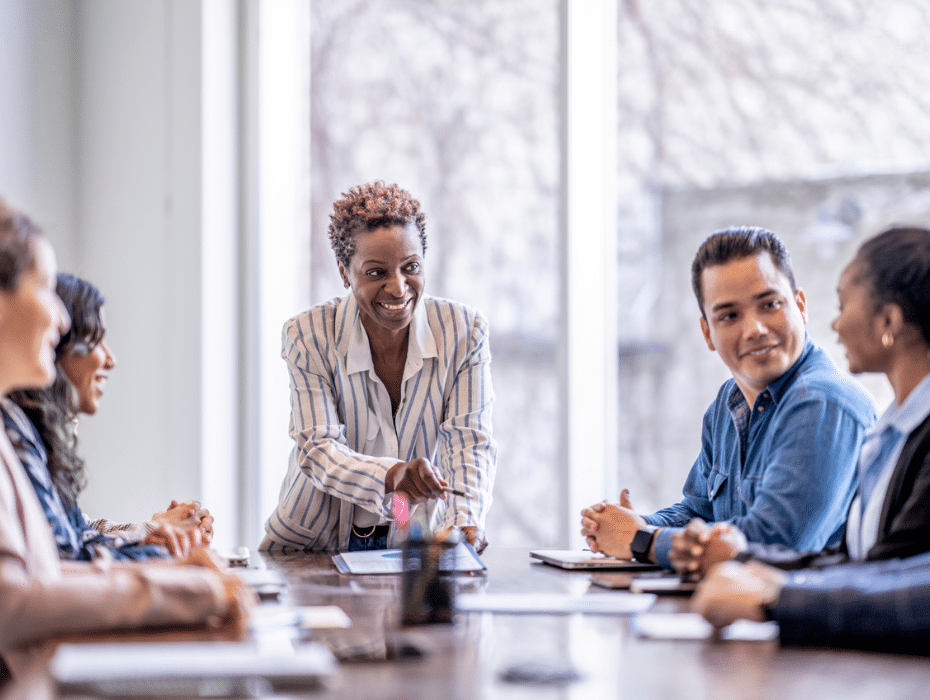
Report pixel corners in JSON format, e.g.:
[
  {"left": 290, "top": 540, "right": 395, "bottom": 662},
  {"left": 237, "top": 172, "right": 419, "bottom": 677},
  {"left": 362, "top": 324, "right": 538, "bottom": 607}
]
[
  {"left": 764, "top": 335, "right": 815, "bottom": 405},
  {"left": 868, "top": 371, "right": 930, "bottom": 439},
  {"left": 338, "top": 291, "right": 438, "bottom": 375}
]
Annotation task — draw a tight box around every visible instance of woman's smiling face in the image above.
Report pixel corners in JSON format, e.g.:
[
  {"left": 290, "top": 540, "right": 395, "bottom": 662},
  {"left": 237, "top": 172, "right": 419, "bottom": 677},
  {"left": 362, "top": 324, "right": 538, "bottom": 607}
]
[
  {"left": 59, "top": 306, "right": 117, "bottom": 415},
  {"left": 831, "top": 260, "right": 887, "bottom": 376},
  {"left": 339, "top": 223, "right": 425, "bottom": 342}
]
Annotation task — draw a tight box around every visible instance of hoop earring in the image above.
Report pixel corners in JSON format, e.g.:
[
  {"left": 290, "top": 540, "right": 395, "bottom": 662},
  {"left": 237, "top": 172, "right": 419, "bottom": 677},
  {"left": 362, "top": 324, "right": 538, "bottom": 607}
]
[{"left": 882, "top": 332, "right": 894, "bottom": 349}]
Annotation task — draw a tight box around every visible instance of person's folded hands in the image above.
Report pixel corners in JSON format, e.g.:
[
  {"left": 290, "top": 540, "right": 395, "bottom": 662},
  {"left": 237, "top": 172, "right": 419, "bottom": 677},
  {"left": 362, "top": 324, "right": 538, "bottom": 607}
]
[
  {"left": 579, "top": 489, "right": 647, "bottom": 559},
  {"left": 670, "top": 519, "right": 747, "bottom": 577},
  {"left": 143, "top": 521, "right": 203, "bottom": 557},
  {"left": 153, "top": 500, "right": 215, "bottom": 544}
]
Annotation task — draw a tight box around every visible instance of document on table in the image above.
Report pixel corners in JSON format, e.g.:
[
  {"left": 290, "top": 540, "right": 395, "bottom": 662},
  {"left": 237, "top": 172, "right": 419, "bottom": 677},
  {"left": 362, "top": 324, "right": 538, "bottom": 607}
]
[
  {"left": 50, "top": 640, "right": 337, "bottom": 697},
  {"left": 250, "top": 603, "right": 352, "bottom": 631},
  {"left": 632, "top": 613, "right": 779, "bottom": 641},
  {"left": 456, "top": 592, "right": 657, "bottom": 615},
  {"left": 332, "top": 541, "right": 486, "bottom": 574}
]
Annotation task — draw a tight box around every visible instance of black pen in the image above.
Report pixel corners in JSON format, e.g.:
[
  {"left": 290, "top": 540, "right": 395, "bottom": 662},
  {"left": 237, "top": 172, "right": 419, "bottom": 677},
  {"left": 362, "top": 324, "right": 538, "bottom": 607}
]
[{"left": 443, "top": 486, "right": 467, "bottom": 497}]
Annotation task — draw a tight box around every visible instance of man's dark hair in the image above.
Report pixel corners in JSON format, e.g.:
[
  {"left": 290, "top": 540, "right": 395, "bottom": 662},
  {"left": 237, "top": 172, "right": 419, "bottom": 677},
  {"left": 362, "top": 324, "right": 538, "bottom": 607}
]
[
  {"left": 691, "top": 226, "right": 796, "bottom": 317},
  {"left": 855, "top": 226, "right": 930, "bottom": 345}
]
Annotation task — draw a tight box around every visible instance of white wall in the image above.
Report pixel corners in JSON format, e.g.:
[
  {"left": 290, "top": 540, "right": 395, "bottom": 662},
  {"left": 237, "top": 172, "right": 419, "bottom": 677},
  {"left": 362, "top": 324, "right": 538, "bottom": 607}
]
[
  {"left": 1, "top": 0, "right": 246, "bottom": 551},
  {"left": 77, "top": 0, "right": 243, "bottom": 550},
  {"left": 0, "top": 0, "right": 79, "bottom": 269}
]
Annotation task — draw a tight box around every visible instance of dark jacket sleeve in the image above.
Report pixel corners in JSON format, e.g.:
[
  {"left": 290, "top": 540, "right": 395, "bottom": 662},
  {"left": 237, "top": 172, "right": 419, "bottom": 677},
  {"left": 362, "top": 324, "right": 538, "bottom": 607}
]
[
  {"left": 865, "top": 413, "right": 930, "bottom": 561},
  {"left": 736, "top": 542, "right": 848, "bottom": 570},
  {"left": 771, "top": 552, "right": 930, "bottom": 654}
]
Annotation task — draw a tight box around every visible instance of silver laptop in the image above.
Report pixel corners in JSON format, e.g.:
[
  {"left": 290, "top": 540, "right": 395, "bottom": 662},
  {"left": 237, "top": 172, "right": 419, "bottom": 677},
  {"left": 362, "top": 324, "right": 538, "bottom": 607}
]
[
  {"left": 51, "top": 640, "right": 336, "bottom": 697},
  {"left": 530, "top": 549, "right": 662, "bottom": 571}
]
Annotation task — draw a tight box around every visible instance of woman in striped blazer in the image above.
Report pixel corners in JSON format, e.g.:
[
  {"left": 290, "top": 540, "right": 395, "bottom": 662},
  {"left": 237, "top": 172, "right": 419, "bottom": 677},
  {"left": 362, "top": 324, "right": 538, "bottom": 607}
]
[{"left": 261, "top": 182, "right": 497, "bottom": 553}]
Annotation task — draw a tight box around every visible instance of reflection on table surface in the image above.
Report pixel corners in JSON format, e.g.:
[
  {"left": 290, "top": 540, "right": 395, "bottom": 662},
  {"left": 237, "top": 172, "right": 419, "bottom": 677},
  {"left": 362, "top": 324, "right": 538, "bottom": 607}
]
[{"left": 35, "top": 547, "right": 930, "bottom": 699}]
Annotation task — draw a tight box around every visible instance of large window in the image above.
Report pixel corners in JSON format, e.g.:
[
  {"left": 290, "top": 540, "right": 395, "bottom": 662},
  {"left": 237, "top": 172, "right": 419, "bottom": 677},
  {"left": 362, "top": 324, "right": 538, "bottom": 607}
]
[
  {"left": 299, "top": 0, "right": 930, "bottom": 546},
  {"left": 309, "top": 0, "right": 562, "bottom": 546},
  {"left": 613, "top": 0, "right": 930, "bottom": 513}
]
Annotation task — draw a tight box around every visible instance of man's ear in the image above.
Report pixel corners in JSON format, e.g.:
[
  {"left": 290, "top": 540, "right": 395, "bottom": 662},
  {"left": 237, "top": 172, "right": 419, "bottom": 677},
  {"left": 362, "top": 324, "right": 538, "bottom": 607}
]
[
  {"left": 700, "top": 316, "right": 715, "bottom": 352},
  {"left": 794, "top": 288, "right": 808, "bottom": 323}
]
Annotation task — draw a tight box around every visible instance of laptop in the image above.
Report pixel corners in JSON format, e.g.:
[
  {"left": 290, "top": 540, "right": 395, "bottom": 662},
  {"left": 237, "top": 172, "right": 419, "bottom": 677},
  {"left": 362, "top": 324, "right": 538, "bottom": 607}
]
[
  {"left": 51, "top": 641, "right": 337, "bottom": 698},
  {"left": 530, "top": 549, "right": 661, "bottom": 571}
]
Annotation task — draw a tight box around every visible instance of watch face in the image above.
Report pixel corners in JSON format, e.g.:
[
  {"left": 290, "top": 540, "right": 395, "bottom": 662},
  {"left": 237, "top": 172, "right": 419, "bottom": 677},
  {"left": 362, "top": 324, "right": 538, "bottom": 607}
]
[{"left": 631, "top": 528, "right": 657, "bottom": 561}]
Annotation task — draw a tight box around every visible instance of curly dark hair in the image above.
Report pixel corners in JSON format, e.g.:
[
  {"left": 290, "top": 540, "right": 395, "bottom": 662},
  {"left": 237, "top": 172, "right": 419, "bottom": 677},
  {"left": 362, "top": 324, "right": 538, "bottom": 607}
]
[
  {"left": 327, "top": 181, "right": 427, "bottom": 267},
  {"left": 8, "top": 273, "right": 106, "bottom": 508}
]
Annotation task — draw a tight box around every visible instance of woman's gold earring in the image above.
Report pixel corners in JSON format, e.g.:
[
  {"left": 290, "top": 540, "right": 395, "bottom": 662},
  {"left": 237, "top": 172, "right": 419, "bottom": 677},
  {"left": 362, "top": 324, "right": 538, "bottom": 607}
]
[{"left": 882, "top": 332, "right": 894, "bottom": 349}]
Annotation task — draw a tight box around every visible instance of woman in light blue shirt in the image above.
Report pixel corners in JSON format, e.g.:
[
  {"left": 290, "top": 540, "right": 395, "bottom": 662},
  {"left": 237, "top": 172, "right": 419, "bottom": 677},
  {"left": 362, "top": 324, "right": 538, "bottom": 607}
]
[{"left": 261, "top": 182, "right": 497, "bottom": 553}]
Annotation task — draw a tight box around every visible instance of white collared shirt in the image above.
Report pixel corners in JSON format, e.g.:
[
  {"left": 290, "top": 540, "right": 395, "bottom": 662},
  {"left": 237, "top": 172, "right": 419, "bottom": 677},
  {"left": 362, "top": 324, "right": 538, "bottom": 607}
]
[{"left": 347, "top": 299, "right": 438, "bottom": 529}]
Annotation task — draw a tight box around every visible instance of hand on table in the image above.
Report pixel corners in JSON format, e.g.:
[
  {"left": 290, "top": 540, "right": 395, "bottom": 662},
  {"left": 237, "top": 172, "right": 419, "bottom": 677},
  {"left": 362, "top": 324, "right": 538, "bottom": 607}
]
[
  {"left": 182, "top": 547, "right": 256, "bottom": 635},
  {"left": 153, "top": 500, "right": 215, "bottom": 544},
  {"left": 143, "top": 521, "right": 203, "bottom": 557},
  {"left": 460, "top": 526, "right": 488, "bottom": 554},
  {"left": 669, "top": 519, "right": 747, "bottom": 577},
  {"left": 580, "top": 489, "right": 648, "bottom": 559},
  {"left": 691, "top": 561, "right": 787, "bottom": 627},
  {"left": 386, "top": 458, "right": 447, "bottom": 504},
  {"left": 216, "top": 573, "right": 256, "bottom": 636}
]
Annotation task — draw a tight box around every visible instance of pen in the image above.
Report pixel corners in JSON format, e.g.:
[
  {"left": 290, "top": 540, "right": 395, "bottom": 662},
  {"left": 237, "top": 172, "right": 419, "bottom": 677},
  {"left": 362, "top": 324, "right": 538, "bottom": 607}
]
[{"left": 443, "top": 486, "right": 467, "bottom": 497}]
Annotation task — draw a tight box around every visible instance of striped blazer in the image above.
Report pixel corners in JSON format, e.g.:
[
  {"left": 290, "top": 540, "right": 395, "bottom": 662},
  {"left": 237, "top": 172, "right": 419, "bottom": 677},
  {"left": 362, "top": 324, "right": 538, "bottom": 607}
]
[{"left": 261, "top": 292, "right": 497, "bottom": 552}]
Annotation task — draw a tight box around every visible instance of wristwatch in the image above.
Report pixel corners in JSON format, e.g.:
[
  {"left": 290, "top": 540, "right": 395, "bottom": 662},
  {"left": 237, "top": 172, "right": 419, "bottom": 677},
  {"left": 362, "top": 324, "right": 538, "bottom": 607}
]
[{"left": 630, "top": 525, "right": 659, "bottom": 563}]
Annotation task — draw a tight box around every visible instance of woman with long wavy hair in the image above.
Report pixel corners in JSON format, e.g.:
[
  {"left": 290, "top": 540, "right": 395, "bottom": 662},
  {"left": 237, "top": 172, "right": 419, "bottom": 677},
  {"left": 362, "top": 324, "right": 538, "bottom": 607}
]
[
  {"left": 0, "top": 200, "right": 251, "bottom": 680},
  {"left": 4, "top": 273, "right": 213, "bottom": 560}
]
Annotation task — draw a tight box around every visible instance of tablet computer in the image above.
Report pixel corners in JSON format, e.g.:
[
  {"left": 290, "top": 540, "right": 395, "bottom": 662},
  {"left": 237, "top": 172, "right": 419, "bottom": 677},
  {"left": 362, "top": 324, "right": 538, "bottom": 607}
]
[{"left": 530, "top": 549, "right": 662, "bottom": 571}]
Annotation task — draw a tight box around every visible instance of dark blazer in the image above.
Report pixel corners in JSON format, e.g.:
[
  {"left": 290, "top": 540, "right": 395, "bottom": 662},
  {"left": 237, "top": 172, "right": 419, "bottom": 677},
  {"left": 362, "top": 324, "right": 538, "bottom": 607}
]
[
  {"left": 771, "top": 550, "right": 930, "bottom": 654},
  {"left": 738, "top": 411, "right": 930, "bottom": 569}
]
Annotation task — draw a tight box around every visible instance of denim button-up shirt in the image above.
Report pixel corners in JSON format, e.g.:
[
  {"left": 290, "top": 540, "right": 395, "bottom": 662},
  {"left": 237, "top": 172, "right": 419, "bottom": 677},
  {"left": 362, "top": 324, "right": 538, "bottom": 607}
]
[{"left": 645, "top": 338, "right": 876, "bottom": 569}]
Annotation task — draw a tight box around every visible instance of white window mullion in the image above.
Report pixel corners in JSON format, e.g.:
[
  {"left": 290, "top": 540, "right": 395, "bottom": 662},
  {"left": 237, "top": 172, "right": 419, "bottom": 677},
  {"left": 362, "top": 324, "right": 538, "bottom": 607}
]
[{"left": 560, "top": 0, "right": 619, "bottom": 547}]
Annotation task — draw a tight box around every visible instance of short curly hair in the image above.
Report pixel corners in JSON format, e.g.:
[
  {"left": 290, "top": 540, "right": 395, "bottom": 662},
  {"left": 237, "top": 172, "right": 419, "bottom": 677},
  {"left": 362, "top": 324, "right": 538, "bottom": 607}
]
[{"left": 328, "top": 181, "right": 427, "bottom": 267}]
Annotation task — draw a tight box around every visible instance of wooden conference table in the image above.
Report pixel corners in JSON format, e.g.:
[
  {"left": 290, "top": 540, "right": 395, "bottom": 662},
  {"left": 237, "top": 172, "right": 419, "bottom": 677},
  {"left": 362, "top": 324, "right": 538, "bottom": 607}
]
[{"left": 21, "top": 547, "right": 930, "bottom": 699}]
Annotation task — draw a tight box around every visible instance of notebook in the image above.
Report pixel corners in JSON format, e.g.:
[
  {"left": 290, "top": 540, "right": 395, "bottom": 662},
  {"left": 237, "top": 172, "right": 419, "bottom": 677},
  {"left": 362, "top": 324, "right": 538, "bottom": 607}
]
[
  {"left": 50, "top": 641, "right": 337, "bottom": 698},
  {"left": 530, "top": 549, "right": 662, "bottom": 571}
]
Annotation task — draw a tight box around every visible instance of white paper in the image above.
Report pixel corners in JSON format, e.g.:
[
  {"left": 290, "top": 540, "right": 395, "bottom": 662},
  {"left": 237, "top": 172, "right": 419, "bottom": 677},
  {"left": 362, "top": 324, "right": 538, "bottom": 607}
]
[
  {"left": 632, "top": 612, "right": 779, "bottom": 641},
  {"left": 233, "top": 568, "right": 287, "bottom": 588},
  {"left": 456, "top": 592, "right": 657, "bottom": 615},
  {"left": 250, "top": 604, "right": 352, "bottom": 630}
]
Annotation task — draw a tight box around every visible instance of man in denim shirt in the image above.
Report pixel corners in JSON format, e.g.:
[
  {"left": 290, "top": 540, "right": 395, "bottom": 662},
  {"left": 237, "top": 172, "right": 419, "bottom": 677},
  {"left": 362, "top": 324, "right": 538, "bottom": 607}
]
[{"left": 581, "top": 227, "right": 876, "bottom": 569}]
